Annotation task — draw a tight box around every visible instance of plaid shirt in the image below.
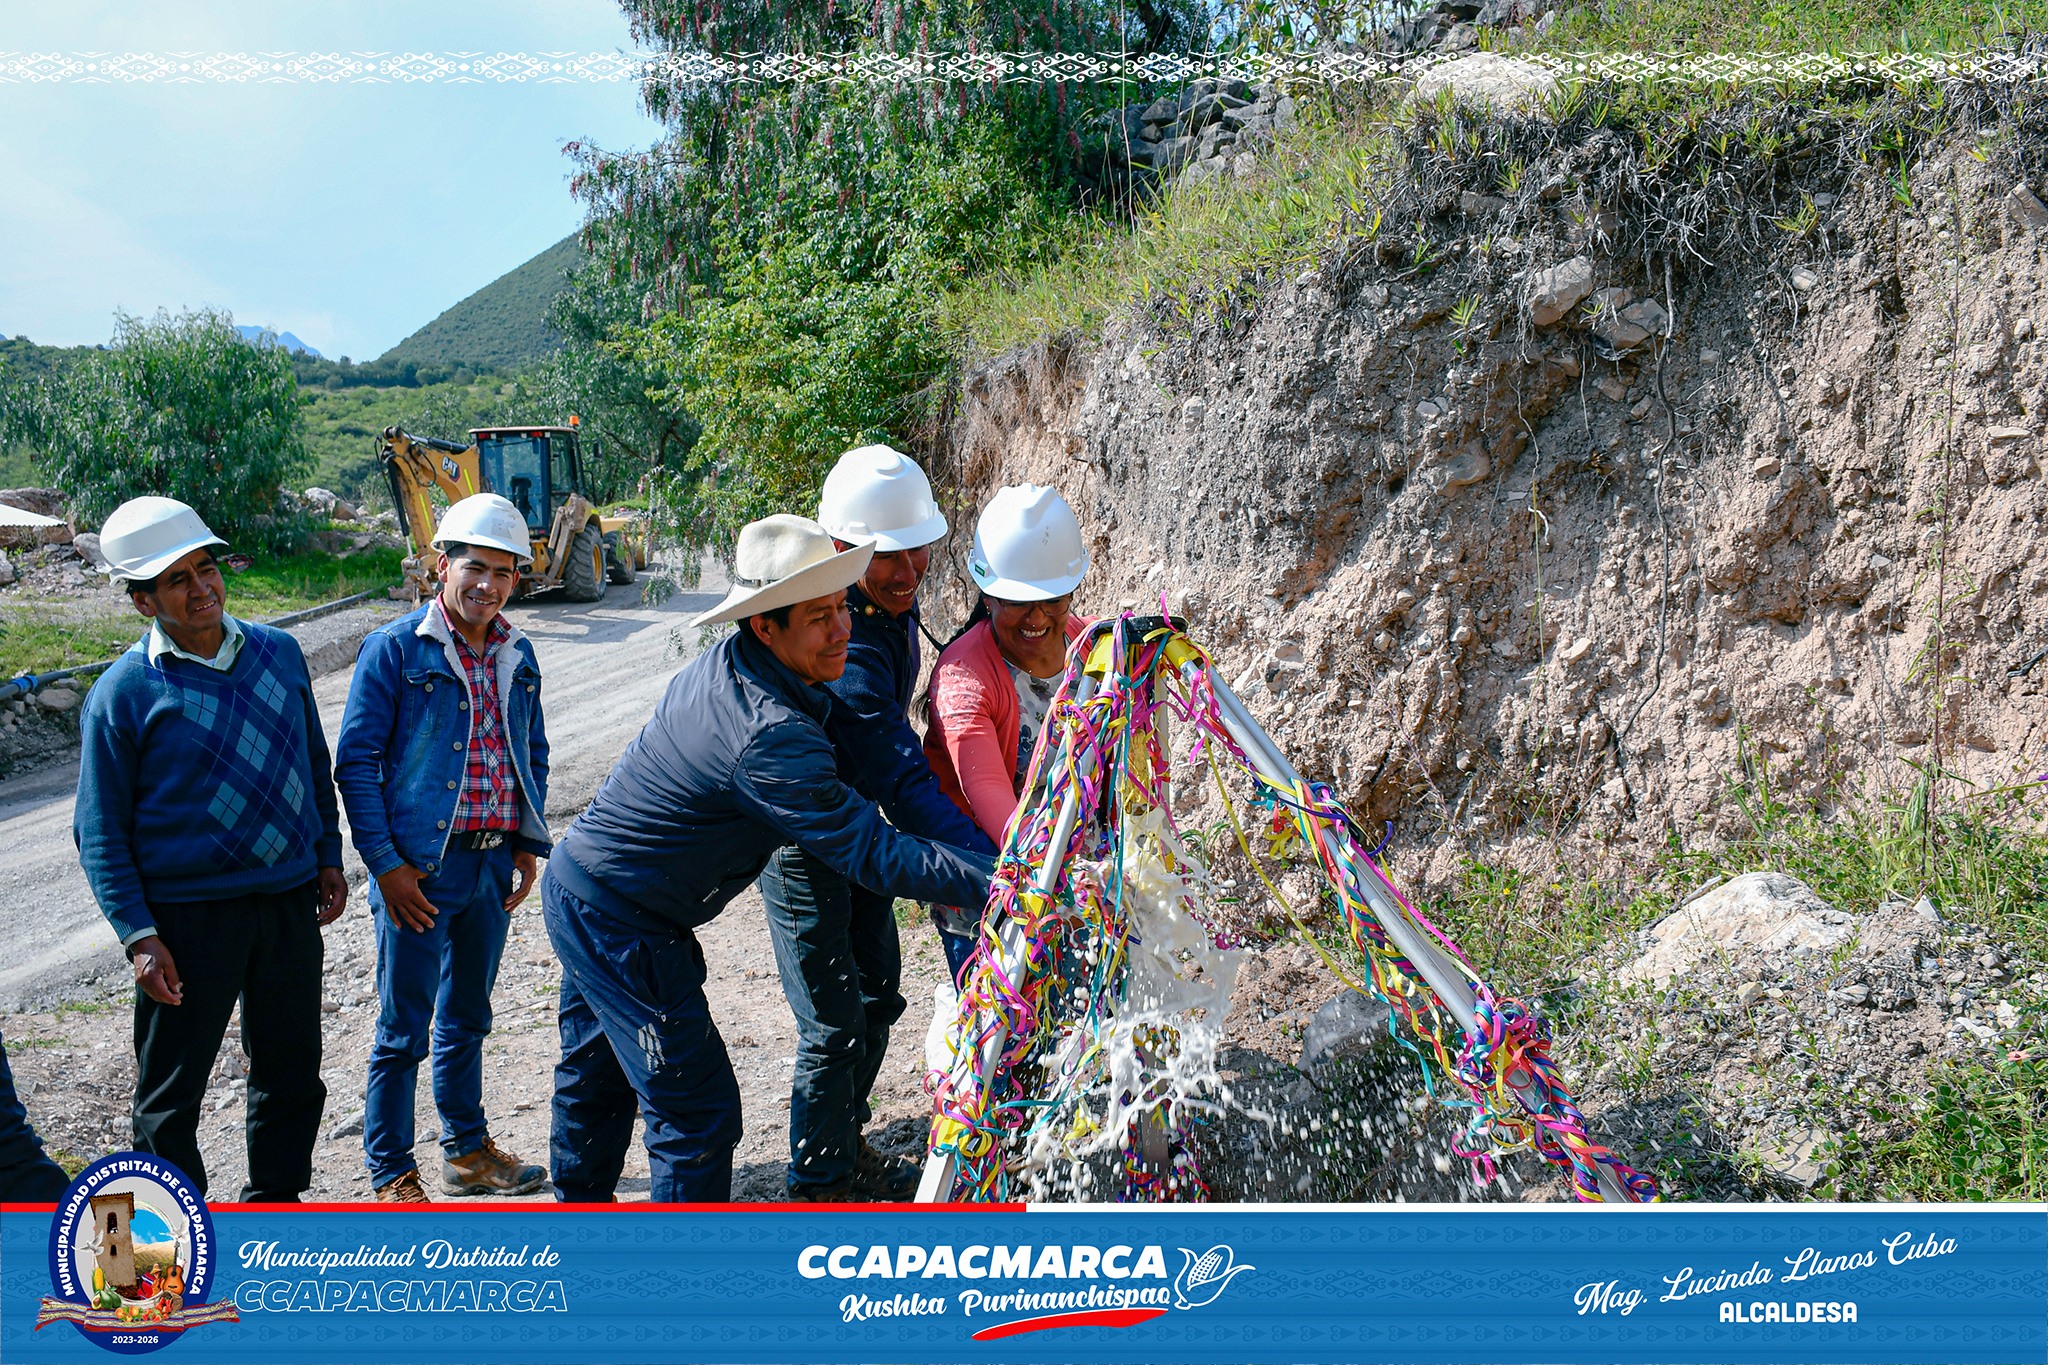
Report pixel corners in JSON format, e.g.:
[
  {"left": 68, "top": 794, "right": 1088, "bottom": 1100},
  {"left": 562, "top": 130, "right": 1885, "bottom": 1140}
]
[{"left": 437, "top": 601, "right": 520, "bottom": 833}]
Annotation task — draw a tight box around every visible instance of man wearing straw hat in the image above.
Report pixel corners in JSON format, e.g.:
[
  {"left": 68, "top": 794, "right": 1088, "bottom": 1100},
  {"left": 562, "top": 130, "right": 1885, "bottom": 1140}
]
[{"left": 539, "top": 514, "right": 995, "bottom": 1204}]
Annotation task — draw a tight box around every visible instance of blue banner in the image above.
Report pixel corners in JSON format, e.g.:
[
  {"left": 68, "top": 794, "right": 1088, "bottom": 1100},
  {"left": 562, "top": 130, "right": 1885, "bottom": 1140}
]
[{"left": 6, "top": 1201, "right": 2043, "bottom": 1363}]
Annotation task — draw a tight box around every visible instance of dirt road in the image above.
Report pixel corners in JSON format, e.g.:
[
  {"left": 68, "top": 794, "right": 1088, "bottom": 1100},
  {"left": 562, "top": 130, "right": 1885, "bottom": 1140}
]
[{"left": 0, "top": 571, "right": 963, "bottom": 1202}]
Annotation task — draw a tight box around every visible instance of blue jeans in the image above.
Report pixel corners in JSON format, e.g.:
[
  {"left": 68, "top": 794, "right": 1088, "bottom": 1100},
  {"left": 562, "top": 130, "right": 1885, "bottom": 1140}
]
[
  {"left": 363, "top": 845, "right": 513, "bottom": 1188},
  {"left": 542, "top": 870, "right": 742, "bottom": 1203},
  {"left": 937, "top": 925, "right": 978, "bottom": 985},
  {"left": 757, "top": 846, "right": 905, "bottom": 1195}
]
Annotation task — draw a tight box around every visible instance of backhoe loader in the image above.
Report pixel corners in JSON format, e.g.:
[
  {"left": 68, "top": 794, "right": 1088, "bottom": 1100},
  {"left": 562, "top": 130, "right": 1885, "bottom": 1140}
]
[{"left": 377, "top": 422, "right": 643, "bottom": 602}]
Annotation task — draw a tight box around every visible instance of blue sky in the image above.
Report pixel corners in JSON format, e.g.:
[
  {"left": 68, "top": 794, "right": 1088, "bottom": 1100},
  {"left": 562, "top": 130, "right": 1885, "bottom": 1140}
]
[{"left": 1, "top": 1, "right": 663, "bottom": 361}]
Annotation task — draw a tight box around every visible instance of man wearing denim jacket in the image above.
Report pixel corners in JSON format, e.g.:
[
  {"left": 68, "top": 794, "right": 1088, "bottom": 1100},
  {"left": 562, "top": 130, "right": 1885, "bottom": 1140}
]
[{"left": 335, "top": 495, "right": 551, "bottom": 1203}]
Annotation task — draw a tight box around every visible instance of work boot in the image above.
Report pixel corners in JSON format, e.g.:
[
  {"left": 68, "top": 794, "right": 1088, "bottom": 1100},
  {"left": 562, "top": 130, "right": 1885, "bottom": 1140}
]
[
  {"left": 787, "top": 1180, "right": 856, "bottom": 1204},
  {"left": 374, "top": 1170, "right": 430, "bottom": 1204},
  {"left": 441, "top": 1139, "right": 548, "bottom": 1197},
  {"left": 850, "top": 1137, "right": 919, "bottom": 1202}
]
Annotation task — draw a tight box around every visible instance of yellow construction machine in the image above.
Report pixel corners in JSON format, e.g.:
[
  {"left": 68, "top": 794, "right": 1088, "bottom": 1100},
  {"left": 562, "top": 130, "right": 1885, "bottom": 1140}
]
[{"left": 378, "top": 421, "right": 643, "bottom": 602}]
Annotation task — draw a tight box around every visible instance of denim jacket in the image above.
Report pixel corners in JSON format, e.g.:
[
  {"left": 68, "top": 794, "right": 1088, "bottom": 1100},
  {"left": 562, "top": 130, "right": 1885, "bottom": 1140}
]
[{"left": 335, "top": 603, "right": 550, "bottom": 878}]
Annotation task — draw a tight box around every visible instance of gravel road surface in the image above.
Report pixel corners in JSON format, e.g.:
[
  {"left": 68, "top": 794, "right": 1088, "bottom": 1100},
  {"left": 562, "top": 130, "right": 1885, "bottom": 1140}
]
[{"left": 0, "top": 567, "right": 970, "bottom": 1202}]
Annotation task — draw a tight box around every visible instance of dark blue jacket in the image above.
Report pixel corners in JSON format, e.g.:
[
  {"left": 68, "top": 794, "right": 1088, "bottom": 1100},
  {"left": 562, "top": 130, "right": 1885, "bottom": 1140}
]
[
  {"left": 334, "top": 603, "right": 550, "bottom": 880},
  {"left": 550, "top": 627, "right": 994, "bottom": 933},
  {"left": 825, "top": 585, "right": 994, "bottom": 855}
]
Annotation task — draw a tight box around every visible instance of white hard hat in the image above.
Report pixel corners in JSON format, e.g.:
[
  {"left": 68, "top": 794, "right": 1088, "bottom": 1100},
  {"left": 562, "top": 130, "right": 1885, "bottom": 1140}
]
[
  {"left": 433, "top": 493, "right": 533, "bottom": 567},
  {"left": 691, "top": 514, "right": 874, "bottom": 628},
  {"left": 99, "top": 496, "right": 228, "bottom": 582},
  {"left": 816, "top": 444, "right": 948, "bottom": 552},
  {"left": 968, "top": 484, "right": 1089, "bottom": 601}
]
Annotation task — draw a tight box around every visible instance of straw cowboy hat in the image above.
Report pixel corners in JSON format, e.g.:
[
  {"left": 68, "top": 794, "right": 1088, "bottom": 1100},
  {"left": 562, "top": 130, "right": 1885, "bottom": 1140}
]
[{"left": 690, "top": 514, "right": 875, "bottom": 628}]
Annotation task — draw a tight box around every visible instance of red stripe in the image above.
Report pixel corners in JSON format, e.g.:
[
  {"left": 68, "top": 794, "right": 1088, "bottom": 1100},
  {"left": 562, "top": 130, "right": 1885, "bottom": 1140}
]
[{"left": 970, "top": 1308, "right": 1167, "bottom": 1341}]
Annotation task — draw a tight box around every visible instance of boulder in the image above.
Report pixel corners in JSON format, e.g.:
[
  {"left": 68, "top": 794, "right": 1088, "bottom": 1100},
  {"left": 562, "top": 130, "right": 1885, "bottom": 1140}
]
[
  {"left": 1429, "top": 442, "right": 1492, "bottom": 493},
  {"left": 1298, "top": 990, "right": 1396, "bottom": 1072},
  {"left": 1523, "top": 255, "right": 1594, "bottom": 327},
  {"left": 34, "top": 684, "right": 79, "bottom": 712},
  {"left": 2007, "top": 183, "right": 2048, "bottom": 234},
  {"left": 72, "top": 531, "right": 108, "bottom": 571},
  {"left": 1591, "top": 295, "right": 1660, "bottom": 351},
  {"left": 1412, "top": 54, "right": 1558, "bottom": 112},
  {"left": 302, "top": 487, "right": 358, "bottom": 520},
  {"left": 1619, "top": 872, "right": 1852, "bottom": 988},
  {"left": 0, "top": 551, "right": 13, "bottom": 587},
  {"left": 0, "top": 488, "right": 65, "bottom": 520}
]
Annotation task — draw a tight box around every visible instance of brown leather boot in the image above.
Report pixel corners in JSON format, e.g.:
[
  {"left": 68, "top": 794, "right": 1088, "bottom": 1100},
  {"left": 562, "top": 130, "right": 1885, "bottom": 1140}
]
[
  {"left": 373, "top": 1170, "right": 430, "bottom": 1203},
  {"left": 441, "top": 1138, "right": 548, "bottom": 1197}
]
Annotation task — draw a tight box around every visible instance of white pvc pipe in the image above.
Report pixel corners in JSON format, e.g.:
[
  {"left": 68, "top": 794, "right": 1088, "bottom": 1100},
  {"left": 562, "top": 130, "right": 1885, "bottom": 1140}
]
[{"left": 917, "top": 672, "right": 1101, "bottom": 1203}]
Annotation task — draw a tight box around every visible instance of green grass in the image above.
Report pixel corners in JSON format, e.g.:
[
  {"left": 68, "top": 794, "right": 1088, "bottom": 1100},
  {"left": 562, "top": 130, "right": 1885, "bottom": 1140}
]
[
  {"left": 300, "top": 377, "right": 528, "bottom": 506},
  {"left": 1678, "top": 738, "right": 2048, "bottom": 963},
  {"left": 0, "top": 609, "right": 143, "bottom": 676},
  {"left": 941, "top": 0, "right": 2045, "bottom": 365},
  {"left": 1675, "top": 753, "right": 2048, "bottom": 1200},
  {"left": 222, "top": 545, "right": 404, "bottom": 616},
  {"left": 1527, "top": 0, "right": 2046, "bottom": 55},
  {"left": 941, "top": 111, "right": 1396, "bottom": 361},
  {"left": 0, "top": 545, "right": 401, "bottom": 676}
]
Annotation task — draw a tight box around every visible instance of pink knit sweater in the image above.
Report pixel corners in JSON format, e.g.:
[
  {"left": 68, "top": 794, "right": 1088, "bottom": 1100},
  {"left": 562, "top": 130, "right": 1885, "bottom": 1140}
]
[{"left": 922, "top": 616, "right": 1093, "bottom": 842}]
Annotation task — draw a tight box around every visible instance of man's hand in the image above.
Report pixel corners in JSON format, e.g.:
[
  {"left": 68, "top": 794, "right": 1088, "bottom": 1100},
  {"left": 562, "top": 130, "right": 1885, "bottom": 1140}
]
[
  {"left": 316, "top": 867, "right": 348, "bottom": 925},
  {"left": 375, "top": 865, "right": 441, "bottom": 933},
  {"left": 504, "top": 850, "right": 538, "bottom": 913},
  {"left": 129, "top": 935, "right": 183, "bottom": 1005}
]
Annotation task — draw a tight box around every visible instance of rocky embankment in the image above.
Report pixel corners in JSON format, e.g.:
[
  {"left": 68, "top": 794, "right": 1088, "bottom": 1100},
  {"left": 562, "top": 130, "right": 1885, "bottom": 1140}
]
[
  {"left": 924, "top": 87, "right": 2048, "bottom": 1198},
  {"left": 934, "top": 111, "right": 2048, "bottom": 889}
]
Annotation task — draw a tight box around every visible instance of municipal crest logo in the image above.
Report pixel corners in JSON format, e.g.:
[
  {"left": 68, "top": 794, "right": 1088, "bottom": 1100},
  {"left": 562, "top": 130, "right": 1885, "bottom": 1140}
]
[{"left": 38, "top": 1152, "right": 238, "bottom": 1354}]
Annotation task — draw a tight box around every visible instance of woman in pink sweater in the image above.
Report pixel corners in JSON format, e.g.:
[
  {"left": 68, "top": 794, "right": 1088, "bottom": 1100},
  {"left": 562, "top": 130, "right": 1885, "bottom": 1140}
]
[{"left": 922, "top": 485, "right": 1094, "bottom": 979}]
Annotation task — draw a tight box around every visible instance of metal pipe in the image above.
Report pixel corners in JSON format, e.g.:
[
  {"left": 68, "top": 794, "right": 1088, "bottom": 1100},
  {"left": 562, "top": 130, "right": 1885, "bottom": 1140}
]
[
  {"left": 917, "top": 671, "right": 1102, "bottom": 1203},
  {"left": 2, "top": 588, "right": 387, "bottom": 706}
]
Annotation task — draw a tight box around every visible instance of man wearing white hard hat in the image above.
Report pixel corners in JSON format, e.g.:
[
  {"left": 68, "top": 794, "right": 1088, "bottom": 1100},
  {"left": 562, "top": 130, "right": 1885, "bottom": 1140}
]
[
  {"left": 752, "top": 446, "right": 996, "bottom": 1201},
  {"left": 74, "top": 496, "right": 348, "bottom": 1202},
  {"left": 540, "top": 513, "right": 994, "bottom": 1204},
  {"left": 334, "top": 493, "right": 552, "bottom": 1203}
]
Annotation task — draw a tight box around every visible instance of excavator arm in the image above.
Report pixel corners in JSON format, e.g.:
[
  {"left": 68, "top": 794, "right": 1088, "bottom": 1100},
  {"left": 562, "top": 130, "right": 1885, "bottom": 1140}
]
[{"left": 379, "top": 426, "right": 484, "bottom": 600}]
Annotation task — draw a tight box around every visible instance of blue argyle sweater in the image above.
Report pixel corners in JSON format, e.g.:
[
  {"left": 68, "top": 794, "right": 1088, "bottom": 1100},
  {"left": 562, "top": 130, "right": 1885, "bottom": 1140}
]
[{"left": 75, "top": 622, "right": 342, "bottom": 946}]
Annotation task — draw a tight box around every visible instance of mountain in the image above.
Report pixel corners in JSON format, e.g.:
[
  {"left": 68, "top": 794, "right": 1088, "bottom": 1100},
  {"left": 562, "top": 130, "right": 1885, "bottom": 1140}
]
[
  {"left": 236, "top": 325, "right": 323, "bottom": 358},
  {"left": 376, "top": 234, "right": 583, "bottom": 373}
]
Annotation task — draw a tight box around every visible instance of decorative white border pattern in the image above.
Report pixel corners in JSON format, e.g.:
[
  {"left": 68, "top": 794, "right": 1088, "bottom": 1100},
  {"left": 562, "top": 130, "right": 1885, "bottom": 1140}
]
[{"left": 1, "top": 47, "right": 2043, "bottom": 86}]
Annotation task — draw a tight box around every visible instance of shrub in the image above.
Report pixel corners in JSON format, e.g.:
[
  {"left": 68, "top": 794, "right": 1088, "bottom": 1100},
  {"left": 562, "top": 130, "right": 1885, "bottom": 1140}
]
[{"left": 3, "top": 309, "right": 310, "bottom": 549}]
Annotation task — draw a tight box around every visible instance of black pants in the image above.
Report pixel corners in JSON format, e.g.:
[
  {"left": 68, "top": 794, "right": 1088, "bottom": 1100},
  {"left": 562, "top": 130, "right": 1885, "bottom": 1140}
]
[
  {"left": 756, "top": 847, "right": 905, "bottom": 1194},
  {"left": 0, "top": 1028, "right": 68, "bottom": 1202},
  {"left": 132, "top": 883, "right": 326, "bottom": 1201}
]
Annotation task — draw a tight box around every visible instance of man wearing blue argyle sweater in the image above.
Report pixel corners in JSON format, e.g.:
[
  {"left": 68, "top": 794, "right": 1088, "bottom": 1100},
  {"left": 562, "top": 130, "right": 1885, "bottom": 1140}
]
[{"left": 75, "top": 497, "right": 347, "bottom": 1202}]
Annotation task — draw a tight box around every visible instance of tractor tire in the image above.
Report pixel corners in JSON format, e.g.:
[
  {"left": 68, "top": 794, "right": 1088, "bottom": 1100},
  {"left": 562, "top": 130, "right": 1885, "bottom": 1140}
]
[
  {"left": 561, "top": 522, "right": 607, "bottom": 602},
  {"left": 604, "top": 531, "right": 636, "bottom": 585}
]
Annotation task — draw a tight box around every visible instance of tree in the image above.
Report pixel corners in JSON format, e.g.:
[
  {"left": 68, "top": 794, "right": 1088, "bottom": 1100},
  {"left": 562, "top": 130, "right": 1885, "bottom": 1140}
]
[
  {"left": 564, "top": 0, "right": 1208, "bottom": 554},
  {"left": 2, "top": 309, "right": 310, "bottom": 547},
  {"left": 512, "top": 266, "right": 700, "bottom": 505}
]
